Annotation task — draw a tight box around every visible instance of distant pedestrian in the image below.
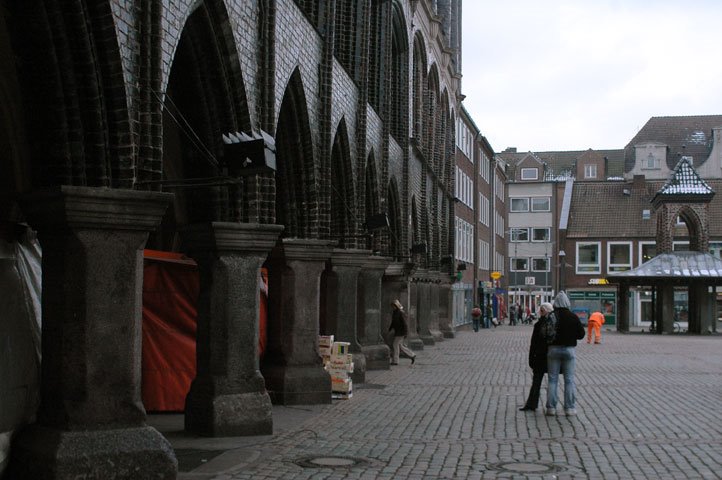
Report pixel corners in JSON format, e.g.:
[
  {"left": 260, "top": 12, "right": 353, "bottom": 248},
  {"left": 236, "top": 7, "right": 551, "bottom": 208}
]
[
  {"left": 587, "top": 311, "right": 605, "bottom": 344},
  {"left": 509, "top": 303, "right": 517, "bottom": 326},
  {"left": 520, "top": 302, "right": 555, "bottom": 411},
  {"left": 546, "top": 291, "right": 585, "bottom": 416},
  {"left": 484, "top": 303, "right": 493, "bottom": 329},
  {"left": 389, "top": 300, "right": 416, "bottom": 365},
  {"left": 471, "top": 305, "right": 482, "bottom": 332}
]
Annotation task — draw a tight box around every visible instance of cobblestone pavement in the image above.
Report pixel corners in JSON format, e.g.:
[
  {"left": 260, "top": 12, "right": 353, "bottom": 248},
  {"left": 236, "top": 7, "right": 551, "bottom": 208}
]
[{"left": 175, "top": 327, "right": 722, "bottom": 479}]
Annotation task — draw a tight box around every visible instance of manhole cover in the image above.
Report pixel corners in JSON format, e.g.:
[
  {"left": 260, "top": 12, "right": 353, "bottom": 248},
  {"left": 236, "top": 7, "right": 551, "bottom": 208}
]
[
  {"left": 294, "top": 455, "right": 368, "bottom": 469},
  {"left": 487, "top": 461, "right": 564, "bottom": 474}
]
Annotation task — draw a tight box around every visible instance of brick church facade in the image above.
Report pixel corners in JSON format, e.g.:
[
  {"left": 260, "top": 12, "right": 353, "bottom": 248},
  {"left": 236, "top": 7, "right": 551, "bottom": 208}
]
[{"left": 0, "top": 1, "right": 463, "bottom": 478}]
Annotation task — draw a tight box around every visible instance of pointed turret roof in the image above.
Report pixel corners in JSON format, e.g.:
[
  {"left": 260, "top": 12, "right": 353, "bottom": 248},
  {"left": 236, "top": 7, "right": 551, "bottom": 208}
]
[{"left": 652, "top": 156, "right": 715, "bottom": 207}]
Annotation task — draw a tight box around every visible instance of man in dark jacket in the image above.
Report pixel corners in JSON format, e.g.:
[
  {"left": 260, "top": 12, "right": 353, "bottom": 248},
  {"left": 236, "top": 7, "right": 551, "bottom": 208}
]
[
  {"left": 389, "top": 300, "right": 416, "bottom": 365},
  {"left": 546, "top": 291, "right": 585, "bottom": 416},
  {"left": 520, "top": 302, "right": 554, "bottom": 411}
]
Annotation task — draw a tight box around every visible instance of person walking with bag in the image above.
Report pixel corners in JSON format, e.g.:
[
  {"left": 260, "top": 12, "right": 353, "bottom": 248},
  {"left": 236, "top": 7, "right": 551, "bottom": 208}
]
[
  {"left": 471, "top": 305, "right": 482, "bottom": 332},
  {"left": 520, "top": 302, "right": 555, "bottom": 411},
  {"left": 545, "top": 291, "right": 585, "bottom": 416},
  {"left": 389, "top": 300, "right": 416, "bottom": 365}
]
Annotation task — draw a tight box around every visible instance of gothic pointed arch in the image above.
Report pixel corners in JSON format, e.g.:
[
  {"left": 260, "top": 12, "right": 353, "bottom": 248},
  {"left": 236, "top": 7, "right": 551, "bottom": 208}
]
[
  {"left": 421, "top": 203, "right": 431, "bottom": 268},
  {"left": 387, "top": 177, "right": 403, "bottom": 260},
  {"left": 154, "top": 1, "right": 253, "bottom": 249},
  {"left": 390, "top": 2, "right": 409, "bottom": 142},
  {"left": 411, "top": 196, "right": 427, "bottom": 266},
  {"left": 275, "top": 68, "right": 318, "bottom": 238},
  {"left": 412, "top": 33, "right": 428, "bottom": 142},
  {"left": 651, "top": 156, "right": 714, "bottom": 254},
  {"left": 330, "top": 119, "right": 356, "bottom": 248},
  {"left": 334, "top": 0, "right": 362, "bottom": 81},
  {"left": 365, "top": 152, "right": 381, "bottom": 251},
  {"left": 439, "top": 88, "right": 451, "bottom": 180},
  {"left": 425, "top": 64, "right": 440, "bottom": 168},
  {"left": 3, "top": 1, "right": 131, "bottom": 189}
]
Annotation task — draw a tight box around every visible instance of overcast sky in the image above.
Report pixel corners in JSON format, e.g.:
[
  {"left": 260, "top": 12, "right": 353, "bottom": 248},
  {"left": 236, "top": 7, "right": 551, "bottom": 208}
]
[{"left": 460, "top": 0, "right": 722, "bottom": 153}]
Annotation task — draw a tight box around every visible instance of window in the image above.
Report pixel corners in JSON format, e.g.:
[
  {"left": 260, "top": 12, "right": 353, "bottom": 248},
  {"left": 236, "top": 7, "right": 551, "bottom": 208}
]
[
  {"left": 510, "top": 228, "right": 529, "bottom": 242},
  {"left": 510, "top": 198, "right": 529, "bottom": 212},
  {"left": 510, "top": 257, "right": 529, "bottom": 271},
  {"left": 608, "top": 242, "right": 632, "bottom": 273},
  {"left": 531, "top": 228, "right": 550, "bottom": 242},
  {"left": 455, "top": 217, "right": 473, "bottom": 263},
  {"left": 480, "top": 152, "right": 490, "bottom": 182},
  {"left": 642, "top": 209, "right": 651, "bottom": 220},
  {"left": 532, "top": 258, "right": 549, "bottom": 272},
  {"left": 521, "top": 168, "right": 538, "bottom": 180},
  {"left": 673, "top": 241, "right": 689, "bottom": 251},
  {"left": 584, "top": 164, "right": 597, "bottom": 179},
  {"left": 479, "top": 239, "right": 490, "bottom": 270},
  {"left": 531, "top": 197, "right": 550, "bottom": 212},
  {"left": 479, "top": 193, "right": 489, "bottom": 226},
  {"left": 645, "top": 153, "right": 659, "bottom": 169},
  {"left": 577, "top": 242, "right": 601, "bottom": 274},
  {"left": 639, "top": 242, "right": 656, "bottom": 265},
  {"left": 455, "top": 167, "right": 473, "bottom": 208}
]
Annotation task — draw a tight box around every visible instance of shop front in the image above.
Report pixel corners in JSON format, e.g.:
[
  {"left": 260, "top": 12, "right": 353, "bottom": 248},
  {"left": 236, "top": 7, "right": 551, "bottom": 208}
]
[{"left": 567, "top": 290, "right": 617, "bottom": 326}]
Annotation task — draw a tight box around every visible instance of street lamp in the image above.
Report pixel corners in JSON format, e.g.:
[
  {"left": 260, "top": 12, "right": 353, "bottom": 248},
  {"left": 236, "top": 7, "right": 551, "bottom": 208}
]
[{"left": 558, "top": 250, "right": 566, "bottom": 292}]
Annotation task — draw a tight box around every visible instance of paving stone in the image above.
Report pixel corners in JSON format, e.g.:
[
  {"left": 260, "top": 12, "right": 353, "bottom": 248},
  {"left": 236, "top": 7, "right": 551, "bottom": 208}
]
[{"left": 175, "top": 327, "right": 722, "bottom": 479}]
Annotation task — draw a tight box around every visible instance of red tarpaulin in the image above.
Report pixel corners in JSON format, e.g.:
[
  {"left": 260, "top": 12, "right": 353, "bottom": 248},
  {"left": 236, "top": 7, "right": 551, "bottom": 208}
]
[{"left": 141, "top": 250, "right": 198, "bottom": 412}]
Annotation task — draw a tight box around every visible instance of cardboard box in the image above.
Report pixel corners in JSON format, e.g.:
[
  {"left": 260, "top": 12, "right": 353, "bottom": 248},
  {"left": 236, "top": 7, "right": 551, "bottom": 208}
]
[
  {"left": 331, "top": 377, "right": 353, "bottom": 393},
  {"left": 331, "top": 341, "right": 350, "bottom": 356}
]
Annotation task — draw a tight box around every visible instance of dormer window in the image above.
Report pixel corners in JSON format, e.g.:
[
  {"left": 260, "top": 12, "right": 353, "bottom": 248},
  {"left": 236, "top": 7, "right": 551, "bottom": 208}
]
[
  {"left": 645, "top": 153, "right": 660, "bottom": 169},
  {"left": 520, "top": 168, "right": 538, "bottom": 180},
  {"left": 584, "top": 164, "right": 597, "bottom": 179}
]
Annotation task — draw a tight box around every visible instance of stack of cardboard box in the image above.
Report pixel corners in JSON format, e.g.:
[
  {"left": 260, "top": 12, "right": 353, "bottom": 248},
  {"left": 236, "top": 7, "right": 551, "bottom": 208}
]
[{"left": 318, "top": 336, "right": 354, "bottom": 399}]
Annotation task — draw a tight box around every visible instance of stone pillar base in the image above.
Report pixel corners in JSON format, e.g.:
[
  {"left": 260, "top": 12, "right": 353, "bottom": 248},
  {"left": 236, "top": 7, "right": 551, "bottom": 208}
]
[
  {"left": 263, "top": 365, "right": 331, "bottom": 405},
  {"left": 442, "top": 329, "right": 456, "bottom": 339},
  {"left": 420, "top": 335, "right": 436, "bottom": 346},
  {"left": 408, "top": 337, "right": 425, "bottom": 350},
  {"left": 430, "top": 330, "right": 444, "bottom": 342},
  {"left": 9, "top": 425, "right": 176, "bottom": 479},
  {"left": 350, "top": 352, "right": 367, "bottom": 384},
  {"left": 361, "top": 344, "right": 391, "bottom": 370},
  {"left": 185, "top": 390, "right": 272, "bottom": 437}
]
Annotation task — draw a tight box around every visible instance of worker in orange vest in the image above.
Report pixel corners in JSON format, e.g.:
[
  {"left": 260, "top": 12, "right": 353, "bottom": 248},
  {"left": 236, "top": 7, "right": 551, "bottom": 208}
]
[{"left": 587, "top": 311, "right": 605, "bottom": 344}]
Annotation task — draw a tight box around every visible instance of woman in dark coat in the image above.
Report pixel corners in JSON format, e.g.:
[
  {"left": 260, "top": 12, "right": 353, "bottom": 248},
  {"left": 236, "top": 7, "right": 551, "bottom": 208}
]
[{"left": 520, "top": 302, "right": 554, "bottom": 411}]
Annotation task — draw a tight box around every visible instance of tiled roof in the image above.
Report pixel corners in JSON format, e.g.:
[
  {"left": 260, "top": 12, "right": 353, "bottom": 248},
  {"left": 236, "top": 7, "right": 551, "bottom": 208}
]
[
  {"left": 656, "top": 156, "right": 714, "bottom": 196},
  {"left": 608, "top": 252, "right": 722, "bottom": 279},
  {"left": 624, "top": 115, "right": 722, "bottom": 173},
  {"left": 566, "top": 179, "right": 722, "bottom": 238},
  {"left": 498, "top": 149, "right": 625, "bottom": 179}
]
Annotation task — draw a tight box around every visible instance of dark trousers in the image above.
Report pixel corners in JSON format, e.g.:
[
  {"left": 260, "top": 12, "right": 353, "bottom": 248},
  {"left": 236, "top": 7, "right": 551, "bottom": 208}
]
[{"left": 524, "top": 368, "right": 546, "bottom": 408}]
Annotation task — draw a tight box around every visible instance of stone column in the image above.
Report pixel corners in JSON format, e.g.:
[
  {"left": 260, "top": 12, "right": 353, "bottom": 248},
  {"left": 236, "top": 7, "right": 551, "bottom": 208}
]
[
  {"left": 414, "top": 272, "right": 435, "bottom": 345},
  {"left": 617, "top": 283, "right": 629, "bottom": 333},
  {"left": 359, "top": 255, "right": 391, "bottom": 370},
  {"left": 382, "top": 263, "right": 412, "bottom": 353},
  {"left": 326, "top": 249, "right": 370, "bottom": 384},
  {"left": 262, "top": 239, "right": 334, "bottom": 405},
  {"left": 181, "top": 222, "right": 283, "bottom": 436},
  {"left": 437, "top": 273, "right": 454, "bottom": 338},
  {"left": 658, "top": 284, "right": 675, "bottom": 333},
  {"left": 10, "top": 186, "right": 176, "bottom": 480},
  {"left": 407, "top": 272, "right": 425, "bottom": 350},
  {"left": 427, "top": 273, "right": 444, "bottom": 342}
]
